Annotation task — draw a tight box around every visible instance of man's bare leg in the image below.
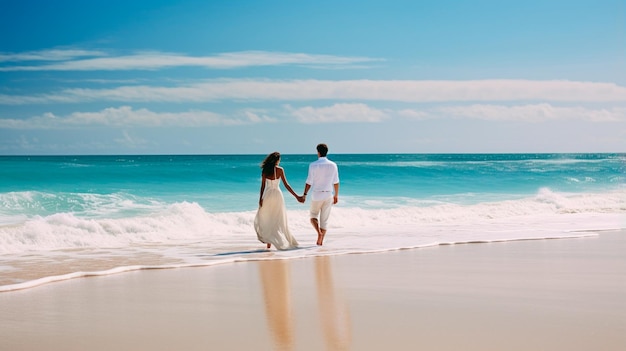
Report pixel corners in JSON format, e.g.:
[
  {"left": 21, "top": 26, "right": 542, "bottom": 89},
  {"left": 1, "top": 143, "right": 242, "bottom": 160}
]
[
  {"left": 318, "top": 228, "right": 326, "bottom": 246},
  {"left": 311, "top": 218, "right": 327, "bottom": 246},
  {"left": 311, "top": 218, "right": 323, "bottom": 245}
]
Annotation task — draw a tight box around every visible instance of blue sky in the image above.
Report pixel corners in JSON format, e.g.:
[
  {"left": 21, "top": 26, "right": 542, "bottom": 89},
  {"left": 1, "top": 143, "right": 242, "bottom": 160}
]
[{"left": 1, "top": 0, "right": 624, "bottom": 155}]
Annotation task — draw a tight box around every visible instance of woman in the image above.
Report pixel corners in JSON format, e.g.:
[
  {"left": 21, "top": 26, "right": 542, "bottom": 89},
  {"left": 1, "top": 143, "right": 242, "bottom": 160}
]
[{"left": 254, "top": 152, "right": 302, "bottom": 250}]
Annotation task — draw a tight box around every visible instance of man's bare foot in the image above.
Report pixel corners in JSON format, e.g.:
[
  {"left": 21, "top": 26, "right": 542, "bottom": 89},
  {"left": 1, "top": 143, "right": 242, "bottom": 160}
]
[
  {"left": 266, "top": 243, "right": 271, "bottom": 249},
  {"left": 316, "top": 230, "right": 326, "bottom": 246}
]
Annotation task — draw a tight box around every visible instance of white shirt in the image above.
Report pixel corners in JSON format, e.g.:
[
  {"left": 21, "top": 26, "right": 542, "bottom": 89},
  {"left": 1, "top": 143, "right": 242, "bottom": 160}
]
[{"left": 305, "top": 157, "right": 339, "bottom": 201}]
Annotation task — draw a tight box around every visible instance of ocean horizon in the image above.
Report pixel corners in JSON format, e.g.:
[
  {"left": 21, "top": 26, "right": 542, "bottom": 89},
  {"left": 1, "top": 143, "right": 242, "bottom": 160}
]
[{"left": 1, "top": 152, "right": 624, "bottom": 291}]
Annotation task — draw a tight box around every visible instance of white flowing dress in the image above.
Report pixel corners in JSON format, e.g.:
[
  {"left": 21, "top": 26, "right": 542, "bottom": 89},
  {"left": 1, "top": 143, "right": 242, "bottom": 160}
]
[{"left": 254, "top": 177, "right": 299, "bottom": 250}]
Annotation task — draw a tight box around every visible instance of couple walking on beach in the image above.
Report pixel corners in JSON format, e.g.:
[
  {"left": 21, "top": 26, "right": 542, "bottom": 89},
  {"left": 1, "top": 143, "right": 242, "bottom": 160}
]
[{"left": 254, "top": 143, "right": 340, "bottom": 250}]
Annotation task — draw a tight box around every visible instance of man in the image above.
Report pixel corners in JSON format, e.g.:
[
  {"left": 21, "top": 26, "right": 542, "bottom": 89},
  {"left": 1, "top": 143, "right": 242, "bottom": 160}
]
[{"left": 302, "top": 143, "right": 339, "bottom": 246}]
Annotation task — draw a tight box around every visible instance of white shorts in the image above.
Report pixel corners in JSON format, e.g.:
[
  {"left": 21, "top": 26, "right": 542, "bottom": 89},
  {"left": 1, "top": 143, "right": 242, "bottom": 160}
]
[{"left": 309, "top": 197, "right": 333, "bottom": 230}]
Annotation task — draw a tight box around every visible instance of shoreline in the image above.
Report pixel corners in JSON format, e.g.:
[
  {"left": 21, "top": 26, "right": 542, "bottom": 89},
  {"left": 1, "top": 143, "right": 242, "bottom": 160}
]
[
  {"left": 0, "top": 229, "right": 604, "bottom": 293},
  {"left": 1, "top": 230, "right": 625, "bottom": 350}
]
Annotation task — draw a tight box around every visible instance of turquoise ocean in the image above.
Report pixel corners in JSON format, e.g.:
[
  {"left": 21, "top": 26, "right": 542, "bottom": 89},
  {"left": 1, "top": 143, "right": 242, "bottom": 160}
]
[{"left": 1, "top": 153, "right": 624, "bottom": 291}]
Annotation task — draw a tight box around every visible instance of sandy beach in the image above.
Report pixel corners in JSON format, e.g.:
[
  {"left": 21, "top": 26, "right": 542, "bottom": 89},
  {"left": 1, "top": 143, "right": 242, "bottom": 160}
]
[{"left": 1, "top": 230, "right": 625, "bottom": 351}]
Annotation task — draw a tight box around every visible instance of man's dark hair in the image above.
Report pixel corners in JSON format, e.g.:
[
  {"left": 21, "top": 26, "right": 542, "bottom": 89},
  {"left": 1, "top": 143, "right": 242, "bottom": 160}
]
[{"left": 316, "top": 143, "right": 328, "bottom": 157}]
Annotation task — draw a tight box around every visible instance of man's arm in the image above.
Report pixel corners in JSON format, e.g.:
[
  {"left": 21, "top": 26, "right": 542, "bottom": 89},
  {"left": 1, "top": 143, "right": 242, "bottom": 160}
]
[{"left": 303, "top": 183, "right": 311, "bottom": 202}]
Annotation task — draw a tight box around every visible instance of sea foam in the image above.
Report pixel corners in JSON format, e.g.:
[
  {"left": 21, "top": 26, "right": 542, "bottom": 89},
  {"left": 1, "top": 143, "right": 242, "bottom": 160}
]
[{"left": 1, "top": 188, "right": 623, "bottom": 254}]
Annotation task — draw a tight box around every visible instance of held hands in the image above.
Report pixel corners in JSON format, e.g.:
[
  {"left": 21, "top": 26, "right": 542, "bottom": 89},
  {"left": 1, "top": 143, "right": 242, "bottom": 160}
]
[{"left": 296, "top": 194, "right": 306, "bottom": 203}]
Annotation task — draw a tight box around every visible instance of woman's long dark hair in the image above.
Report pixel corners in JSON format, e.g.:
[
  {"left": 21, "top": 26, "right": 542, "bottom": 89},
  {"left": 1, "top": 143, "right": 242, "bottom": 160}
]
[{"left": 260, "top": 152, "right": 280, "bottom": 176}]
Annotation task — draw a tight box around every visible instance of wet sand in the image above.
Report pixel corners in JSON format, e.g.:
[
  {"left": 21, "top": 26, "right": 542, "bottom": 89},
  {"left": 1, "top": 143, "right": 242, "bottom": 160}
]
[{"left": 1, "top": 230, "right": 625, "bottom": 351}]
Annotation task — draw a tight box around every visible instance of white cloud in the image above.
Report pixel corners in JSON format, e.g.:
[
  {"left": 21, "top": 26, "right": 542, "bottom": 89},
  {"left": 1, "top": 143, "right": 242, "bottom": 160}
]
[
  {"left": 1, "top": 103, "right": 624, "bottom": 133},
  {"left": 435, "top": 104, "right": 626, "bottom": 122},
  {"left": 0, "top": 50, "right": 381, "bottom": 71},
  {"left": 0, "top": 106, "right": 273, "bottom": 129},
  {"left": 0, "top": 49, "right": 107, "bottom": 62},
  {"left": 2, "top": 79, "right": 625, "bottom": 105},
  {"left": 287, "top": 103, "right": 389, "bottom": 123},
  {"left": 114, "top": 130, "right": 148, "bottom": 148},
  {"left": 397, "top": 109, "right": 431, "bottom": 120},
  {"left": 0, "top": 93, "right": 85, "bottom": 105},
  {"left": 241, "top": 110, "right": 278, "bottom": 124}
]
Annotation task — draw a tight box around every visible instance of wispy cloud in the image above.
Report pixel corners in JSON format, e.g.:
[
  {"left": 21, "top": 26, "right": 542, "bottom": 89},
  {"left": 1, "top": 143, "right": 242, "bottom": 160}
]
[
  {"left": 435, "top": 104, "right": 626, "bottom": 122},
  {"left": 396, "top": 109, "right": 431, "bottom": 120},
  {"left": 240, "top": 109, "right": 278, "bottom": 123},
  {"left": 0, "top": 106, "right": 267, "bottom": 129},
  {"left": 2, "top": 79, "right": 626, "bottom": 105},
  {"left": 114, "top": 130, "right": 148, "bottom": 149},
  {"left": 0, "top": 50, "right": 381, "bottom": 71},
  {"left": 0, "top": 49, "right": 107, "bottom": 62},
  {"left": 287, "top": 103, "right": 389, "bottom": 123},
  {"left": 286, "top": 103, "right": 626, "bottom": 123},
  {"left": 1, "top": 103, "right": 623, "bottom": 130}
]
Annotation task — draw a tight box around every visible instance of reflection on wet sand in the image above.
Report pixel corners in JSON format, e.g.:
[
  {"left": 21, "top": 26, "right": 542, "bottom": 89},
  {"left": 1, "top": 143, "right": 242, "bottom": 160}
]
[
  {"left": 315, "top": 256, "right": 352, "bottom": 350},
  {"left": 258, "top": 257, "right": 352, "bottom": 350},
  {"left": 259, "top": 259, "right": 295, "bottom": 350}
]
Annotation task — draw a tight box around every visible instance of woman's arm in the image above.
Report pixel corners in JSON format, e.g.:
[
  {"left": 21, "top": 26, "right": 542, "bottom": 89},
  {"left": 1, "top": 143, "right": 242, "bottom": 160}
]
[
  {"left": 279, "top": 167, "right": 301, "bottom": 199},
  {"left": 258, "top": 173, "right": 266, "bottom": 207}
]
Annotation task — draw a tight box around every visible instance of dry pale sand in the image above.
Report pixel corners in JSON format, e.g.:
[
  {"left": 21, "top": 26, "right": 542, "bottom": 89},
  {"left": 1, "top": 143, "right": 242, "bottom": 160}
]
[{"left": 1, "top": 230, "right": 625, "bottom": 351}]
